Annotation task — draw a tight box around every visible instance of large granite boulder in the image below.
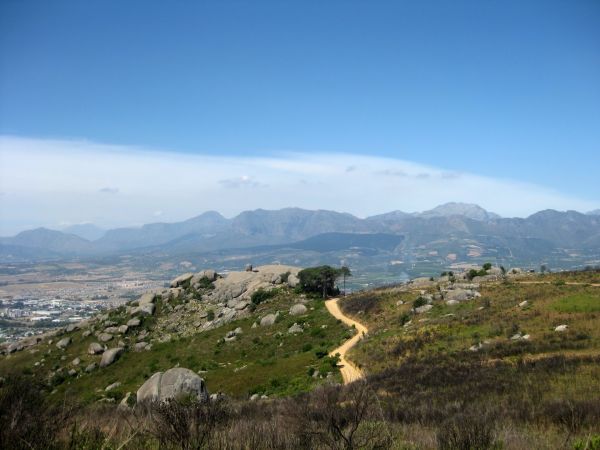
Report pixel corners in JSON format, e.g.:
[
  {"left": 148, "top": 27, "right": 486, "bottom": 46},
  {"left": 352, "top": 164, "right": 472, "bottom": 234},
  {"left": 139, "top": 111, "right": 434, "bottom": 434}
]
[
  {"left": 260, "top": 313, "right": 277, "bottom": 327},
  {"left": 88, "top": 342, "right": 104, "bottom": 355},
  {"left": 130, "top": 303, "right": 155, "bottom": 316},
  {"left": 100, "top": 347, "right": 124, "bottom": 368},
  {"left": 138, "top": 293, "right": 156, "bottom": 306},
  {"left": 56, "top": 337, "right": 71, "bottom": 350},
  {"left": 170, "top": 273, "right": 194, "bottom": 288},
  {"left": 191, "top": 270, "right": 217, "bottom": 285},
  {"left": 289, "top": 304, "right": 307, "bottom": 316},
  {"left": 137, "top": 368, "right": 208, "bottom": 404}
]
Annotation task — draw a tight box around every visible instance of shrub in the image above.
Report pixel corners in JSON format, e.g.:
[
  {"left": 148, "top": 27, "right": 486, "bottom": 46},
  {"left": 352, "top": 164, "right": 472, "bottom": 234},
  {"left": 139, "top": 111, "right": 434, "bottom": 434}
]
[
  {"left": 197, "top": 276, "right": 214, "bottom": 290},
  {"left": 251, "top": 288, "right": 276, "bottom": 305},
  {"left": 573, "top": 435, "right": 600, "bottom": 450},
  {"left": 413, "top": 297, "right": 427, "bottom": 308},
  {"left": 436, "top": 411, "right": 500, "bottom": 450},
  {"left": 206, "top": 309, "right": 215, "bottom": 321}
]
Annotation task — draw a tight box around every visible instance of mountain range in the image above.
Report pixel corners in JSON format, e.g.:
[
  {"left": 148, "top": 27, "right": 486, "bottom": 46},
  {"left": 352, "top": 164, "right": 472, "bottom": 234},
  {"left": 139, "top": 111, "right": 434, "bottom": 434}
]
[{"left": 1, "top": 203, "right": 600, "bottom": 272}]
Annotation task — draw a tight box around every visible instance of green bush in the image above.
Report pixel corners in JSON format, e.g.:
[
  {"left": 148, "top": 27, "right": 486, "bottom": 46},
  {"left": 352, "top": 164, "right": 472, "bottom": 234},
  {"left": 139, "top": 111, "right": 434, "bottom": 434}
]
[
  {"left": 413, "top": 297, "right": 427, "bottom": 308},
  {"left": 206, "top": 309, "right": 215, "bottom": 321},
  {"left": 251, "top": 288, "right": 276, "bottom": 305},
  {"left": 197, "top": 276, "right": 214, "bottom": 290},
  {"left": 573, "top": 435, "right": 600, "bottom": 450}
]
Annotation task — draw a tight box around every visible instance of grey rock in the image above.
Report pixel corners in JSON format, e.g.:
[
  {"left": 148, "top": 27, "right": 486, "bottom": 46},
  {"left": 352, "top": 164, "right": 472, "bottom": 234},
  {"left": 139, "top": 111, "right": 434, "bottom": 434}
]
[
  {"left": 98, "top": 333, "right": 113, "bottom": 343},
  {"left": 138, "top": 293, "right": 156, "bottom": 306},
  {"left": 260, "top": 313, "right": 277, "bottom": 327},
  {"left": 137, "top": 368, "right": 208, "bottom": 404},
  {"left": 82, "top": 330, "right": 92, "bottom": 338},
  {"left": 68, "top": 369, "right": 77, "bottom": 377},
  {"left": 99, "top": 347, "right": 124, "bottom": 368},
  {"left": 56, "top": 337, "right": 71, "bottom": 350},
  {"left": 288, "top": 323, "right": 303, "bottom": 334},
  {"left": 85, "top": 362, "right": 97, "bottom": 373},
  {"left": 289, "top": 304, "right": 307, "bottom": 316},
  {"left": 170, "top": 273, "right": 194, "bottom": 288},
  {"left": 118, "top": 325, "right": 129, "bottom": 334},
  {"left": 105, "top": 382, "right": 121, "bottom": 391},
  {"left": 130, "top": 304, "right": 155, "bottom": 316},
  {"left": 127, "top": 318, "right": 141, "bottom": 327},
  {"left": 445, "top": 289, "right": 473, "bottom": 302},
  {"left": 104, "top": 327, "right": 120, "bottom": 334},
  {"left": 134, "top": 342, "right": 149, "bottom": 352},
  {"left": 235, "top": 301, "right": 250, "bottom": 311},
  {"left": 555, "top": 324, "right": 568, "bottom": 332},
  {"left": 71, "top": 357, "right": 81, "bottom": 366},
  {"left": 415, "top": 304, "right": 433, "bottom": 314}
]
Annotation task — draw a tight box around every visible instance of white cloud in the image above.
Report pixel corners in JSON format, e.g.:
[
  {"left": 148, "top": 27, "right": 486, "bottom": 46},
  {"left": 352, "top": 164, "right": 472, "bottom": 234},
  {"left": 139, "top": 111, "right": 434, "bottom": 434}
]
[
  {"left": 218, "top": 175, "right": 267, "bottom": 189},
  {"left": 0, "top": 135, "right": 597, "bottom": 235}
]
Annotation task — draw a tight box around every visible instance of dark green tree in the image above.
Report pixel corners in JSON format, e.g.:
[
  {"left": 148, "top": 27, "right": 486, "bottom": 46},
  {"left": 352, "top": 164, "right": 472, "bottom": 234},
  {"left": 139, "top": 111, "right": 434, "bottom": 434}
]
[{"left": 298, "top": 266, "right": 347, "bottom": 298}]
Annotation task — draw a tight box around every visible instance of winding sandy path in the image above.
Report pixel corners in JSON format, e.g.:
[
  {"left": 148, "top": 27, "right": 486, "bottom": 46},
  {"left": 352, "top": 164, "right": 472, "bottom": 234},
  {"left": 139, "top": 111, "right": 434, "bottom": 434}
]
[{"left": 325, "top": 298, "right": 368, "bottom": 384}]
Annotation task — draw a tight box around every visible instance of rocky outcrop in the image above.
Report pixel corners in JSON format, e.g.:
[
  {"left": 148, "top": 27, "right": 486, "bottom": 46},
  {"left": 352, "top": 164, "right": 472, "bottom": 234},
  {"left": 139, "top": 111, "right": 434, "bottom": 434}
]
[
  {"left": 170, "top": 273, "right": 194, "bottom": 288},
  {"left": 206, "top": 265, "right": 300, "bottom": 304},
  {"left": 130, "top": 303, "right": 155, "bottom": 316},
  {"left": 137, "top": 368, "right": 208, "bottom": 404}
]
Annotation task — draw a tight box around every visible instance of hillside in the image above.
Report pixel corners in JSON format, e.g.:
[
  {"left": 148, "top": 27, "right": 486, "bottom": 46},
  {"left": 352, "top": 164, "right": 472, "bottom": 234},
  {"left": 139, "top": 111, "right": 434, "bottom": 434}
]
[
  {"left": 0, "top": 265, "right": 351, "bottom": 402},
  {"left": 2, "top": 267, "right": 600, "bottom": 449},
  {"left": 338, "top": 268, "right": 600, "bottom": 448}
]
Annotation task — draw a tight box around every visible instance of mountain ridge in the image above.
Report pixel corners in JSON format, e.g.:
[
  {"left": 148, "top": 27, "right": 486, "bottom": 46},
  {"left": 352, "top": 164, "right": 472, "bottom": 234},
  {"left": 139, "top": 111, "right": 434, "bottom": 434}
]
[{"left": 1, "top": 204, "right": 600, "bottom": 267}]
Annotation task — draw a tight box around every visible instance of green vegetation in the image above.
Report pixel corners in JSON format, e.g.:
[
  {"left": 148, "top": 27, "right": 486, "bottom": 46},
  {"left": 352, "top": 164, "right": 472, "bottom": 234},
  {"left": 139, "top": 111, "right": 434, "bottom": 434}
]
[
  {"left": 250, "top": 287, "right": 277, "bottom": 305},
  {"left": 0, "top": 287, "right": 349, "bottom": 403},
  {"left": 553, "top": 293, "right": 600, "bottom": 313},
  {"left": 298, "top": 265, "right": 351, "bottom": 298},
  {"left": 337, "top": 270, "right": 600, "bottom": 448}
]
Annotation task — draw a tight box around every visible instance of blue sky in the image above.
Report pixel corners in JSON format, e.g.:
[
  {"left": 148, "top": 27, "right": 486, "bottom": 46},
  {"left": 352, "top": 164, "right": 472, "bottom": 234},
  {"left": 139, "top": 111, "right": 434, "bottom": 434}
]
[{"left": 0, "top": 1, "right": 599, "bottom": 233}]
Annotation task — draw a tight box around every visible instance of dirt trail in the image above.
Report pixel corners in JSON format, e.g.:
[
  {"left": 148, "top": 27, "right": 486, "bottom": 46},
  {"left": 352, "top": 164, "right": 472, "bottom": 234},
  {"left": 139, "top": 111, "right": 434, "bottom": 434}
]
[{"left": 325, "top": 298, "right": 368, "bottom": 384}]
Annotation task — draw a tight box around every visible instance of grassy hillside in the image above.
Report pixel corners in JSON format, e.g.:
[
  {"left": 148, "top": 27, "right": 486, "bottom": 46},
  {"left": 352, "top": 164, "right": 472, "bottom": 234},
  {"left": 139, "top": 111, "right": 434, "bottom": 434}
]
[
  {"left": 0, "top": 287, "right": 351, "bottom": 403},
  {"left": 338, "top": 270, "right": 600, "bottom": 448}
]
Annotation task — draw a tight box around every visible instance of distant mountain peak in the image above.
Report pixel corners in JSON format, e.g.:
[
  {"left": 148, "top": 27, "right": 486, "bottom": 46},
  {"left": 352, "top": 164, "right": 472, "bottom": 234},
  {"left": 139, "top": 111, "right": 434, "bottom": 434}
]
[
  {"left": 588, "top": 209, "right": 600, "bottom": 216},
  {"left": 63, "top": 223, "right": 106, "bottom": 241},
  {"left": 419, "top": 202, "right": 500, "bottom": 221}
]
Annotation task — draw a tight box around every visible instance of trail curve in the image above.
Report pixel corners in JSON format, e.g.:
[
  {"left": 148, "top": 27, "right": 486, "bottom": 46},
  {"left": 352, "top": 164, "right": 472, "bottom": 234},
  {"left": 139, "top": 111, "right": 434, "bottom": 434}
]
[{"left": 325, "top": 298, "right": 368, "bottom": 384}]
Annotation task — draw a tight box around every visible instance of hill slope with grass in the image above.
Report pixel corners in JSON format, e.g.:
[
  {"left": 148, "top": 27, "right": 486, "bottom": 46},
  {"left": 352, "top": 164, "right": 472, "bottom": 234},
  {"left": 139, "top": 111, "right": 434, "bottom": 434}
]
[
  {"left": 0, "top": 265, "right": 352, "bottom": 404},
  {"left": 336, "top": 268, "right": 600, "bottom": 448}
]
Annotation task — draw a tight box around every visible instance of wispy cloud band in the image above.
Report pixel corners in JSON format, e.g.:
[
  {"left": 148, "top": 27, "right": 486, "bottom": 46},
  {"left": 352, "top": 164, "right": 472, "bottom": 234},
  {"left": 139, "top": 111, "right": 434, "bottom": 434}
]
[{"left": 0, "top": 135, "right": 597, "bottom": 235}]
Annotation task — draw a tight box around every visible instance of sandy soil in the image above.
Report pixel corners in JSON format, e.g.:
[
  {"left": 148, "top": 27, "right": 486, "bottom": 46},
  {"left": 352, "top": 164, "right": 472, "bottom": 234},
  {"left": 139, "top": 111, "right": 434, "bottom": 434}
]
[{"left": 325, "top": 298, "right": 368, "bottom": 384}]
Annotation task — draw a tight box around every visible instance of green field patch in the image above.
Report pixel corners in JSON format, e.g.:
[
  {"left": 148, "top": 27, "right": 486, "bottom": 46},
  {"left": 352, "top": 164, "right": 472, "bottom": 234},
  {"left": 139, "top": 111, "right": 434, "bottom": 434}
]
[{"left": 553, "top": 293, "right": 600, "bottom": 313}]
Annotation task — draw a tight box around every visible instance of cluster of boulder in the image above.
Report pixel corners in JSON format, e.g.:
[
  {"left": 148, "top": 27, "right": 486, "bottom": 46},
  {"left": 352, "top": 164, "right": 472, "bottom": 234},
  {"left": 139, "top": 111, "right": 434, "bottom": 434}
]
[{"left": 0, "top": 264, "right": 308, "bottom": 398}]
